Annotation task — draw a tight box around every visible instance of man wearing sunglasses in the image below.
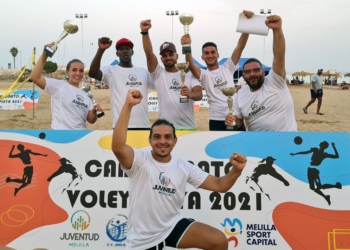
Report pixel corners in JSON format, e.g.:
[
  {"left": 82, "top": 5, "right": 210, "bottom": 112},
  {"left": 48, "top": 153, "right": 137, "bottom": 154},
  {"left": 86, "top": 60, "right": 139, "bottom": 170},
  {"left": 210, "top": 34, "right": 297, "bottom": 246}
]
[{"left": 228, "top": 14, "right": 297, "bottom": 131}]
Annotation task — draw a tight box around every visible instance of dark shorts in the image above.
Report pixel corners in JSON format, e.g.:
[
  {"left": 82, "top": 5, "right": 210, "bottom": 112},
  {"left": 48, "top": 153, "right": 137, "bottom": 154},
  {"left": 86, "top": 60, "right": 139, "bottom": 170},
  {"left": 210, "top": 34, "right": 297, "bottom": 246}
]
[
  {"left": 209, "top": 120, "right": 246, "bottom": 131},
  {"left": 146, "top": 218, "right": 195, "bottom": 250},
  {"left": 310, "top": 89, "right": 323, "bottom": 98}
]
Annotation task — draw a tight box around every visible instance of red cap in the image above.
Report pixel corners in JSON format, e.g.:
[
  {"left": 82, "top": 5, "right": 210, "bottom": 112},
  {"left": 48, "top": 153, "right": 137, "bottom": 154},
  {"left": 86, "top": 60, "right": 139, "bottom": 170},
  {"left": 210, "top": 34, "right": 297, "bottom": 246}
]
[{"left": 116, "top": 38, "right": 134, "bottom": 50}]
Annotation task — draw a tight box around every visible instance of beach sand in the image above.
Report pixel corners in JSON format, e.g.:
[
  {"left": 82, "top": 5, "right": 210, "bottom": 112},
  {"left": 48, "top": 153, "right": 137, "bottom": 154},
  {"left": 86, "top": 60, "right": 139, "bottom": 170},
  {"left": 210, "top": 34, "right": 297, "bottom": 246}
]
[{"left": 0, "top": 80, "right": 349, "bottom": 132}]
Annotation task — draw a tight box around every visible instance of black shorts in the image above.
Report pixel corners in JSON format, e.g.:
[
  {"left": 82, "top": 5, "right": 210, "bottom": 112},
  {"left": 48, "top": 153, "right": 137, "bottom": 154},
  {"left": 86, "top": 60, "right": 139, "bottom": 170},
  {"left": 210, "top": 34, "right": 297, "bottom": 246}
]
[
  {"left": 209, "top": 120, "right": 246, "bottom": 131},
  {"left": 310, "top": 89, "right": 323, "bottom": 98},
  {"left": 146, "top": 218, "right": 195, "bottom": 250}
]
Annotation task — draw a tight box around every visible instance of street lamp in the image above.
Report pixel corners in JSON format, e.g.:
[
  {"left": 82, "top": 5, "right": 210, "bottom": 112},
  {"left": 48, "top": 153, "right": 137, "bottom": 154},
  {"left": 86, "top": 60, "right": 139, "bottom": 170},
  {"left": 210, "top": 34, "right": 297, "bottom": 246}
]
[
  {"left": 260, "top": 9, "right": 271, "bottom": 64},
  {"left": 75, "top": 13, "right": 88, "bottom": 63},
  {"left": 166, "top": 10, "right": 179, "bottom": 42}
]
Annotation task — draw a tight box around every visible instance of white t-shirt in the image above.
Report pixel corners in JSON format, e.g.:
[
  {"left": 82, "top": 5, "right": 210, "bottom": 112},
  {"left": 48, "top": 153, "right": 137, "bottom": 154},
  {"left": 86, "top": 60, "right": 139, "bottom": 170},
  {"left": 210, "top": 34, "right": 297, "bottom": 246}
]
[
  {"left": 233, "top": 69, "right": 298, "bottom": 131},
  {"left": 311, "top": 74, "right": 323, "bottom": 90},
  {"left": 44, "top": 78, "right": 93, "bottom": 130},
  {"left": 237, "top": 76, "right": 246, "bottom": 86},
  {"left": 101, "top": 65, "right": 154, "bottom": 128},
  {"left": 122, "top": 149, "right": 209, "bottom": 250},
  {"left": 199, "top": 58, "right": 239, "bottom": 120},
  {"left": 151, "top": 64, "right": 201, "bottom": 129}
]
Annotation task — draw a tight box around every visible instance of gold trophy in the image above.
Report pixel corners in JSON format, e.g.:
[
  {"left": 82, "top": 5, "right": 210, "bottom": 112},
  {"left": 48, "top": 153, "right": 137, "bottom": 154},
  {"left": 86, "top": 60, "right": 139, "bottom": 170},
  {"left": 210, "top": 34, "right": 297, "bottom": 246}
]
[
  {"left": 179, "top": 13, "right": 194, "bottom": 54},
  {"left": 44, "top": 20, "right": 79, "bottom": 57},
  {"left": 175, "top": 62, "right": 189, "bottom": 103},
  {"left": 221, "top": 87, "right": 237, "bottom": 130}
]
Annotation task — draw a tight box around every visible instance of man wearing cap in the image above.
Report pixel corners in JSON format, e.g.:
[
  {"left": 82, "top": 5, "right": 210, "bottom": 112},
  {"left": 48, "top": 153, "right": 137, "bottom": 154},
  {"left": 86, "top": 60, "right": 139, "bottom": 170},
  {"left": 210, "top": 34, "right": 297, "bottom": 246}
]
[
  {"left": 303, "top": 68, "right": 324, "bottom": 115},
  {"left": 181, "top": 11, "right": 255, "bottom": 131},
  {"left": 89, "top": 37, "right": 154, "bottom": 129},
  {"left": 140, "top": 19, "right": 202, "bottom": 130}
]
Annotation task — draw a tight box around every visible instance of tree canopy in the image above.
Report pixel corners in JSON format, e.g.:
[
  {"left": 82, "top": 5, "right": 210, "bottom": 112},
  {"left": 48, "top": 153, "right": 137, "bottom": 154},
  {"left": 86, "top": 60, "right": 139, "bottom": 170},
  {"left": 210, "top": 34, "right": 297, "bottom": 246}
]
[{"left": 43, "top": 61, "right": 58, "bottom": 74}]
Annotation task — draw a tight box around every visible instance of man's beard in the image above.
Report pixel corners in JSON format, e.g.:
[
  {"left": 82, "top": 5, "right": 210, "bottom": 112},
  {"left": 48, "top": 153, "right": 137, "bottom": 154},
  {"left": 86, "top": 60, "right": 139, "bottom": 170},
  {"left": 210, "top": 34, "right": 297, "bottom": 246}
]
[
  {"left": 164, "top": 62, "right": 176, "bottom": 69},
  {"left": 246, "top": 75, "right": 264, "bottom": 90}
]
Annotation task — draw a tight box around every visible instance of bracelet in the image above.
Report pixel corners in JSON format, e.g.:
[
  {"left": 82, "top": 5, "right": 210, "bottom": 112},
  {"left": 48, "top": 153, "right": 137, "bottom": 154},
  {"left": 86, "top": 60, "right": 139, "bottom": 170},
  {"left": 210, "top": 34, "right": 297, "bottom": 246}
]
[{"left": 140, "top": 31, "right": 148, "bottom": 35}]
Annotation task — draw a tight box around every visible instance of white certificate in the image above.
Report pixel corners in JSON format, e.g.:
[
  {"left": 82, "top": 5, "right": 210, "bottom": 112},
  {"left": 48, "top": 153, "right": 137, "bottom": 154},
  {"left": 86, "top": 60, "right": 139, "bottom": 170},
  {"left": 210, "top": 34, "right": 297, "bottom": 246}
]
[{"left": 236, "top": 13, "right": 269, "bottom": 36}]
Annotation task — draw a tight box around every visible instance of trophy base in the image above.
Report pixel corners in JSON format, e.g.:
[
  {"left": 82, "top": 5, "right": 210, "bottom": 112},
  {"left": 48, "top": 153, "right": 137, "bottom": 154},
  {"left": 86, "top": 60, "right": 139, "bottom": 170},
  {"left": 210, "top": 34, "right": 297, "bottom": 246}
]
[
  {"left": 44, "top": 46, "right": 56, "bottom": 58},
  {"left": 182, "top": 45, "right": 191, "bottom": 54},
  {"left": 97, "top": 111, "right": 105, "bottom": 118},
  {"left": 180, "top": 96, "right": 189, "bottom": 103},
  {"left": 226, "top": 125, "right": 238, "bottom": 131}
]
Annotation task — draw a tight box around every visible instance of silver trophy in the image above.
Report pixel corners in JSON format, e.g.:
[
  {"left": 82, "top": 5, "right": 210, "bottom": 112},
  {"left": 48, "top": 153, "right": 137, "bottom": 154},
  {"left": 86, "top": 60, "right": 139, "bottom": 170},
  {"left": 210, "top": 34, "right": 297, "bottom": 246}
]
[
  {"left": 221, "top": 87, "right": 237, "bottom": 130},
  {"left": 179, "top": 13, "right": 194, "bottom": 54},
  {"left": 44, "top": 20, "right": 79, "bottom": 57},
  {"left": 175, "top": 62, "right": 189, "bottom": 103},
  {"left": 81, "top": 85, "right": 105, "bottom": 118}
]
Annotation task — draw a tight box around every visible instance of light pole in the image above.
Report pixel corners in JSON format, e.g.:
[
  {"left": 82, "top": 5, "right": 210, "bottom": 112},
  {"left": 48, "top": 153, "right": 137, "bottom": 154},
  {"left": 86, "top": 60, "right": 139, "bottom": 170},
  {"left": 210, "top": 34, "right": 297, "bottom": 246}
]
[
  {"left": 166, "top": 10, "right": 179, "bottom": 42},
  {"left": 90, "top": 43, "right": 93, "bottom": 63},
  {"left": 260, "top": 9, "right": 271, "bottom": 64},
  {"left": 75, "top": 13, "right": 88, "bottom": 63}
]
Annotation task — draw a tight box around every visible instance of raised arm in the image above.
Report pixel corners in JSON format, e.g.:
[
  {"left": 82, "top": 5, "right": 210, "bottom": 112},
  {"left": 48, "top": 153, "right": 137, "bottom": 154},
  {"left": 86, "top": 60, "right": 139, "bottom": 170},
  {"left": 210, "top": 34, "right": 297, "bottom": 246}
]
[
  {"left": 181, "top": 34, "right": 201, "bottom": 79},
  {"left": 140, "top": 19, "right": 158, "bottom": 73},
  {"left": 231, "top": 10, "right": 254, "bottom": 65},
  {"left": 30, "top": 43, "right": 53, "bottom": 90},
  {"left": 330, "top": 142, "right": 339, "bottom": 159},
  {"left": 8, "top": 145, "right": 16, "bottom": 158},
  {"left": 111, "top": 90, "right": 143, "bottom": 168},
  {"left": 266, "top": 15, "right": 285, "bottom": 78},
  {"left": 199, "top": 153, "right": 247, "bottom": 193},
  {"left": 88, "top": 37, "right": 112, "bottom": 81}
]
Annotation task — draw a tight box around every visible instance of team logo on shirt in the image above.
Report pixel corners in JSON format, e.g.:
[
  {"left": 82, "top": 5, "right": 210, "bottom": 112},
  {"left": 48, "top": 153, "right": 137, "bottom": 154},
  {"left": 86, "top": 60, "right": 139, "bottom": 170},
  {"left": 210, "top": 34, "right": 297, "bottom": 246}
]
[
  {"left": 72, "top": 94, "right": 88, "bottom": 109},
  {"left": 76, "top": 94, "right": 84, "bottom": 103},
  {"left": 152, "top": 172, "right": 176, "bottom": 196},
  {"left": 126, "top": 74, "right": 142, "bottom": 87},
  {"left": 169, "top": 78, "right": 181, "bottom": 91},
  {"left": 248, "top": 100, "right": 265, "bottom": 117},
  {"left": 214, "top": 76, "right": 227, "bottom": 89}
]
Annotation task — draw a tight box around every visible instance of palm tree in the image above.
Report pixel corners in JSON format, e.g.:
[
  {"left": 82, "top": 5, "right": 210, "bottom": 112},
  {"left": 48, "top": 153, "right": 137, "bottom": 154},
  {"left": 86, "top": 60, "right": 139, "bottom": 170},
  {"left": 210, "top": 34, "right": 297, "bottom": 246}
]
[{"left": 10, "top": 47, "right": 18, "bottom": 69}]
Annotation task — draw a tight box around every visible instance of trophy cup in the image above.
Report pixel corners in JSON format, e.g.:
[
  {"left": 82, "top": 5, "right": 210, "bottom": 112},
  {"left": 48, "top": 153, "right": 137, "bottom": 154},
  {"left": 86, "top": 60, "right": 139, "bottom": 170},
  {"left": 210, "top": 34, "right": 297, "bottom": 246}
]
[
  {"left": 179, "top": 13, "right": 194, "bottom": 54},
  {"left": 81, "top": 85, "right": 105, "bottom": 118},
  {"left": 221, "top": 87, "right": 237, "bottom": 130},
  {"left": 44, "top": 20, "right": 79, "bottom": 57},
  {"left": 175, "top": 62, "right": 189, "bottom": 103}
]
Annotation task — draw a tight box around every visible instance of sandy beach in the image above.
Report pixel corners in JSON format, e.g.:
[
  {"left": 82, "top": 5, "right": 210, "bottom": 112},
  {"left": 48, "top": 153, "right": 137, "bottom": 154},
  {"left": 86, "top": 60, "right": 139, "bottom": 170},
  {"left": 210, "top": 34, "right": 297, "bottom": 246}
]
[{"left": 0, "top": 80, "right": 349, "bottom": 132}]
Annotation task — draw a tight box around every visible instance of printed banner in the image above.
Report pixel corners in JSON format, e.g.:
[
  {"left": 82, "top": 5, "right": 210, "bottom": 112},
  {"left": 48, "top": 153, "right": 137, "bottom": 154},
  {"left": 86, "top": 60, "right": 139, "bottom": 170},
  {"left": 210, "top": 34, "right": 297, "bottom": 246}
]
[
  {"left": 0, "top": 130, "right": 349, "bottom": 250},
  {"left": 147, "top": 91, "right": 209, "bottom": 112},
  {"left": 0, "top": 90, "right": 40, "bottom": 110}
]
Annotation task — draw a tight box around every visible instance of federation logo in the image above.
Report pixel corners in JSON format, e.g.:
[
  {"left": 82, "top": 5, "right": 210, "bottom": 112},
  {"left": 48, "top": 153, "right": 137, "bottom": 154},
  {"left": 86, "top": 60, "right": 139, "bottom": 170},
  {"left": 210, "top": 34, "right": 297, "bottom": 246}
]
[
  {"left": 221, "top": 218, "right": 243, "bottom": 247},
  {"left": 215, "top": 76, "right": 223, "bottom": 84},
  {"left": 76, "top": 94, "right": 84, "bottom": 103},
  {"left": 159, "top": 172, "right": 171, "bottom": 186},
  {"left": 106, "top": 214, "right": 128, "bottom": 242},
  {"left": 71, "top": 210, "right": 90, "bottom": 231},
  {"left": 128, "top": 74, "right": 137, "bottom": 82},
  {"left": 251, "top": 100, "right": 259, "bottom": 111},
  {"left": 172, "top": 78, "right": 180, "bottom": 86}
]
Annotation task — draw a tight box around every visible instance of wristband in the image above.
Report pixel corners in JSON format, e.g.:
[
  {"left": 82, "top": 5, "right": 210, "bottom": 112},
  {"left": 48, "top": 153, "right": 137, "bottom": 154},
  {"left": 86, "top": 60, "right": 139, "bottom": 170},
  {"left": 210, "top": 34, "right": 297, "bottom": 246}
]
[{"left": 140, "top": 31, "right": 148, "bottom": 35}]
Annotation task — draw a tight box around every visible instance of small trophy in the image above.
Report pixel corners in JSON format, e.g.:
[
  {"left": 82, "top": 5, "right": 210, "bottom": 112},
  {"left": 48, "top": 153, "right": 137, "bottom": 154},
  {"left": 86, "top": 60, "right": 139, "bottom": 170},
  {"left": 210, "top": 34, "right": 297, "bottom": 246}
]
[
  {"left": 81, "top": 85, "right": 105, "bottom": 118},
  {"left": 44, "top": 20, "right": 79, "bottom": 57},
  {"left": 179, "top": 13, "right": 194, "bottom": 54},
  {"left": 221, "top": 87, "right": 237, "bottom": 130},
  {"left": 175, "top": 62, "right": 189, "bottom": 103}
]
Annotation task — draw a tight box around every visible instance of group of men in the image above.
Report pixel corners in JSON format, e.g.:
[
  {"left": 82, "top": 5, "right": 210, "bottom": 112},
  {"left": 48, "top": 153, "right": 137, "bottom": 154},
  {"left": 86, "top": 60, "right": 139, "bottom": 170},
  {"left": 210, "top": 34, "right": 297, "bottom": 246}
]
[
  {"left": 88, "top": 11, "right": 299, "bottom": 250},
  {"left": 89, "top": 10, "right": 298, "bottom": 132}
]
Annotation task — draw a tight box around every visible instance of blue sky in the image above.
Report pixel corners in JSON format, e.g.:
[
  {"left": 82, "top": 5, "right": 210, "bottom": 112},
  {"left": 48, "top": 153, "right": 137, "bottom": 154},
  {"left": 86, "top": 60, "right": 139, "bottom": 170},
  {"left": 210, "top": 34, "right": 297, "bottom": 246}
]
[{"left": 2, "top": 0, "right": 350, "bottom": 76}]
